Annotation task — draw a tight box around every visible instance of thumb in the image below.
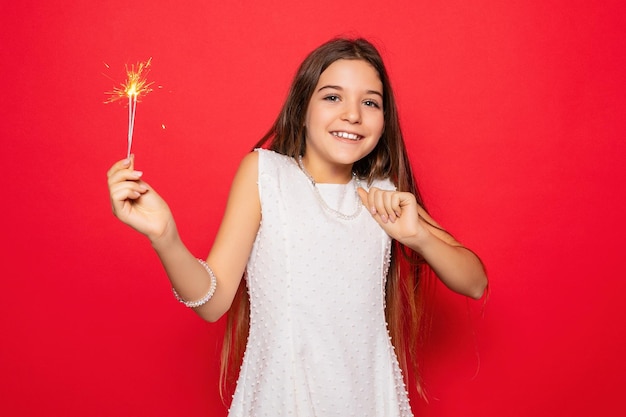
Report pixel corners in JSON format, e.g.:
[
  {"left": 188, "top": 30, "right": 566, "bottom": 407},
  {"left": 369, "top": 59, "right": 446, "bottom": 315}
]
[{"left": 357, "top": 187, "right": 369, "bottom": 207}]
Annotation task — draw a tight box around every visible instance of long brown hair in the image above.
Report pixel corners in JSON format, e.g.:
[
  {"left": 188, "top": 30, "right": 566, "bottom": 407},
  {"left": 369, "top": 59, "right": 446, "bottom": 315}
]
[{"left": 220, "top": 37, "right": 433, "bottom": 400}]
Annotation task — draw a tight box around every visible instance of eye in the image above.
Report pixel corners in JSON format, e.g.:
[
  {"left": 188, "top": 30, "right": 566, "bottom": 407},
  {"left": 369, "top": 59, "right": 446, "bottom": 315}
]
[
  {"left": 323, "top": 94, "right": 341, "bottom": 102},
  {"left": 363, "top": 99, "right": 381, "bottom": 109}
]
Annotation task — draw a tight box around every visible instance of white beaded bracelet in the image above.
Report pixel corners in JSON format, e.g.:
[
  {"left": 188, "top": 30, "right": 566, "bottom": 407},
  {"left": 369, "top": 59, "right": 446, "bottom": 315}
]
[{"left": 172, "top": 258, "right": 217, "bottom": 308}]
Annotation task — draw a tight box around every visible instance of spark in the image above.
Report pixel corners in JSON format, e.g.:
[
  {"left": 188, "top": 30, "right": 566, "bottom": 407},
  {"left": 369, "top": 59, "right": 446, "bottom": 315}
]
[
  {"left": 105, "top": 57, "right": 153, "bottom": 103},
  {"left": 105, "top": 58, "right": 154, "bottom": 158}
]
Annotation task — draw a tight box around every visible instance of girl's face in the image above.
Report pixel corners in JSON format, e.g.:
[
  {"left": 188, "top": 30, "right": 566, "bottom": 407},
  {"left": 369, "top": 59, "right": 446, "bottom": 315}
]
[{"left": 303, "top": 59, "right": 384, "bottom": 182}]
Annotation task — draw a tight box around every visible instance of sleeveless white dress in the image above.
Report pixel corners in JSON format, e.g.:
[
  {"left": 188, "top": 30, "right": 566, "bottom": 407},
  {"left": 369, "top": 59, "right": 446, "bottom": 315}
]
[{"left": 228, "top": 149, "right": 413, "bottom": 417}]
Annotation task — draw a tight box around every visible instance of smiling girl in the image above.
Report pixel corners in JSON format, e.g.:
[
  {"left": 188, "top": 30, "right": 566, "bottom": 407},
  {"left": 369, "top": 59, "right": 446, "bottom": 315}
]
[{"left": 107, "top": 38, "right": 487, "bottom": 416}]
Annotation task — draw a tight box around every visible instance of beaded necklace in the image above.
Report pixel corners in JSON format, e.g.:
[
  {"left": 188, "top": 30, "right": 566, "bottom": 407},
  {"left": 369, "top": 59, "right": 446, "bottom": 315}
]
[{"left": 297, "top": 155, "right": 363, "bottom": 221}]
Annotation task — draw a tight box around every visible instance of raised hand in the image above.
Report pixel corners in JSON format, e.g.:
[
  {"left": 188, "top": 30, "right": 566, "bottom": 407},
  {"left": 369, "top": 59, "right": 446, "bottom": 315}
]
[
  {"left": 357, "top": 187, "right": 431, "bottom": 247},
  {"left": 107, "top": 155, "right": 175, "bottom": 243}
]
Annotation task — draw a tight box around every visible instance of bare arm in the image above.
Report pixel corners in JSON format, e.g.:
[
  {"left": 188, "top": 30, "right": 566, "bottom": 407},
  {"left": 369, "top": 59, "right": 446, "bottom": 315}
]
[
  {"left": 108, "top": 152, "right": 261, "bottom": 321},
  {"left": 358, "top": 187, "right": 487, "bottom": 299}
]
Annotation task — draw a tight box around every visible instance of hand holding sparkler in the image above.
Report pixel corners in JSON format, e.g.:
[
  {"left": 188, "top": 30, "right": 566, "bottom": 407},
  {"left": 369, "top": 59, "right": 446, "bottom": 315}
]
[
  {"left": 105, "top": 58, "right": 154, "bottom": 158},
  {"left": 107, "top": 155, "right": 175, "bottom": 243}
]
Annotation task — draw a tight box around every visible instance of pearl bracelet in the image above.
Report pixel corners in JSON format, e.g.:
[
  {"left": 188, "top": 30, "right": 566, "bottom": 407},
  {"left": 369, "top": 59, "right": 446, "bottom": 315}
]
[{"left": 172, "top": 258, "right": 217, "bottom": 308}]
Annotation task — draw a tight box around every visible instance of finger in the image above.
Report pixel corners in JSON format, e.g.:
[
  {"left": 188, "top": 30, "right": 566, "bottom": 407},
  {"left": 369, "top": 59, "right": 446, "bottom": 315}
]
[
  {"left": 387, "top": 193, "right": 405, "bottom": 222},
  {"left": 107, "top": 166, "right": 143, "bottom": 188},
  {"left": 357, "top": 187, "right": 369, "bottom": 208},
  {"left": 358, "top": 187, "right": 384, "bottom": 222},
  {"left": 369, "top": 188, "right": 391, "bottom": 223},
  {"left": 107, "top": 156, "right": 130, "bottom": 178},
  {"left": 358, "top": 187, "right": 381, "bottom": 226},
  {"left": 379, "top": 192, "right": 393, "bottom": 222},
  {"left": 110, "top": 179, "right": 149, "bottom": 196},
  {"left": 365, "top": 187, "right": 379, "bottom": 214},
  {"left": 109, "top": 181, "right": 148, "bottom": 207},
  {"left": 106, "top": 154, "right": 138, "bottom": 179}
]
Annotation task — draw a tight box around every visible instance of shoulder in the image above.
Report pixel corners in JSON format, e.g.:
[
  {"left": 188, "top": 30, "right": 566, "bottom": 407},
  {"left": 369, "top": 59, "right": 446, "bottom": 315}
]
[
  {"left": 223, "top": 152, "right": 261, "bottom": 229},
  {"left": 240, "top": 149, "right": 260, "bottom": 167},
  {"left": 230, "top": 151, "right": 260, "bottom": 194},
  {"left": 231, "top": 151, "right": 259, "bottom": 186},
  {"left": 254, "top": 148, "right": 293, "bottom": 162},
  {"left": 238, "top": 149, "right": 297, "bottom": 180},
  {"left": 254, "top": 148, "right": 297, "bottom": 173}
]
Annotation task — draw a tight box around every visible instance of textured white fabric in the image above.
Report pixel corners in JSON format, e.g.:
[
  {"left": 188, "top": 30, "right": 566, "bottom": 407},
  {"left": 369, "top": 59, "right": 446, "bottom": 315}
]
[{"left": 228, "top": 149, "right": 413, "bottom": 417}]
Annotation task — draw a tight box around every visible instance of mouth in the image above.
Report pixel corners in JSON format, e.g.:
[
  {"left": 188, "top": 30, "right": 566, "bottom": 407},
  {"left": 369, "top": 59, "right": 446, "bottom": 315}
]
[{"left": 331, "top": 131, "right": 363, "bottom": 141}]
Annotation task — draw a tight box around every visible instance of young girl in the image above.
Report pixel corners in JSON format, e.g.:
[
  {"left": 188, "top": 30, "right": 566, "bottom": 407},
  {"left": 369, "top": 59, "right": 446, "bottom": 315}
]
[{"left": 107, "top": 38, "right": 487, "bottom": 417}]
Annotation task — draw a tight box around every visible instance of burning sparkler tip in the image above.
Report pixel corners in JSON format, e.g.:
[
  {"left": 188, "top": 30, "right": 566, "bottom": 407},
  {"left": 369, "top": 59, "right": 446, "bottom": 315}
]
[
  {"left": 103, "top": 58, "right": 155, "bottom": 158},
  {"left": 104, "top": 58, "right": 154, "bottom": 104}
]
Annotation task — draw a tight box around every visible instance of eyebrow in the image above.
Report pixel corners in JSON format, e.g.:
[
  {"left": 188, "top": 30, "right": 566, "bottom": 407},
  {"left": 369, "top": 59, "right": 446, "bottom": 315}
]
[{"left": 317, "top": 85, "right": 383, "bottom": 98}]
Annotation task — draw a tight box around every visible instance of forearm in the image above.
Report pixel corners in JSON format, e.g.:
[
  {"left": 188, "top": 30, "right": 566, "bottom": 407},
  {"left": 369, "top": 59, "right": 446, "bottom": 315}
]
[
  {"left": 407, "top": 231, "right": 487, "bottom": 299},
  {"left": 151, "top": 227, "right": 234, "bottom": 322}
]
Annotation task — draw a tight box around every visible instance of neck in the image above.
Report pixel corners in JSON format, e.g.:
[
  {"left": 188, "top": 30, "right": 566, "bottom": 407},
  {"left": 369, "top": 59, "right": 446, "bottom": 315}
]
[{"left": 299, "top": 155, "right": 354, "bottom": 184}]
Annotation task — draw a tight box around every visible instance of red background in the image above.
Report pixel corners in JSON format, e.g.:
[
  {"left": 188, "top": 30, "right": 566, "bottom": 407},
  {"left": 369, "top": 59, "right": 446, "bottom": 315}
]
[{"left": 1, "top": 1, "right": 625, "bottom": 416}]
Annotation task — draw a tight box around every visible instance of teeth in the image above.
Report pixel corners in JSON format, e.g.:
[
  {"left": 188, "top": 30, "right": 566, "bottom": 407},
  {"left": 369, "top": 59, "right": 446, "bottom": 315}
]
[{"left": 332, "top": 131, "right": 360, "bottom": 140}]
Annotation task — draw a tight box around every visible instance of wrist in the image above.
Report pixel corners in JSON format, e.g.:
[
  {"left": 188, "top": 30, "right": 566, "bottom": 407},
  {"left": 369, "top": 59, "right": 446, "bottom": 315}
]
[
  {"left": 403, "top": 227, "right": 435, "bottom": 256},
  {"left": 150, "top": 220, "right": 180, "bottom": 252}
]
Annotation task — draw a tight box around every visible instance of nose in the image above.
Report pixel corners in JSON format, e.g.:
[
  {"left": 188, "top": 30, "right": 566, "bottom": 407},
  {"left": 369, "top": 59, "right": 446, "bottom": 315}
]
[{"left": 341, "top": 101, "right": 361, "bottom": 124}]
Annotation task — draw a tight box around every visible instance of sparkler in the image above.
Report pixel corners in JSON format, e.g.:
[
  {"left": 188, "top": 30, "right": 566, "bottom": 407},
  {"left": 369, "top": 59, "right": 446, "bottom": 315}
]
[{"left": 105, "top": 58, "right": 154, "bottom": 158}]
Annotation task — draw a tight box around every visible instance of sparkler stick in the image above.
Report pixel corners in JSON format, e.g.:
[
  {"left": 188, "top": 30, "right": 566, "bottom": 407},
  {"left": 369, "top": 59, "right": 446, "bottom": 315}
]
[{"left": 105, "top": 58, "right": 153, "bottom": 158}]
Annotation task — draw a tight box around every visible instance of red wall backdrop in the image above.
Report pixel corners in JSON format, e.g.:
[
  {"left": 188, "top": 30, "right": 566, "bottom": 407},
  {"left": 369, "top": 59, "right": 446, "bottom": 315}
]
[{"left": 1, "top": 1, "right": 625, "bottom": 416}]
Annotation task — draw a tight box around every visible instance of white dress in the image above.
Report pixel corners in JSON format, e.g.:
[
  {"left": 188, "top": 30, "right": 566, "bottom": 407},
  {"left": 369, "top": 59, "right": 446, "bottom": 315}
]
[{"left": 228, "top": 149, "right": 413, "bottom": 417}]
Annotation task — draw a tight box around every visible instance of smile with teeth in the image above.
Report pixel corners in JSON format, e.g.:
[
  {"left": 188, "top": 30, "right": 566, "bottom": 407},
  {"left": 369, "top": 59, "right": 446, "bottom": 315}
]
[{"left": 332, "top": 131, "right": 362, "bottom": 141}]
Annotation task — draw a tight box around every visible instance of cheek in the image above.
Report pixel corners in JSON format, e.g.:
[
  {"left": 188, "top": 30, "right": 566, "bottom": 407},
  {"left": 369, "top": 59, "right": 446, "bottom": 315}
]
[
  {"left": 304, "top": 107, "right": 318, "bottom": 130},
  {"left": 374, "top": 117, "right": 385, "bottom": 137}
]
